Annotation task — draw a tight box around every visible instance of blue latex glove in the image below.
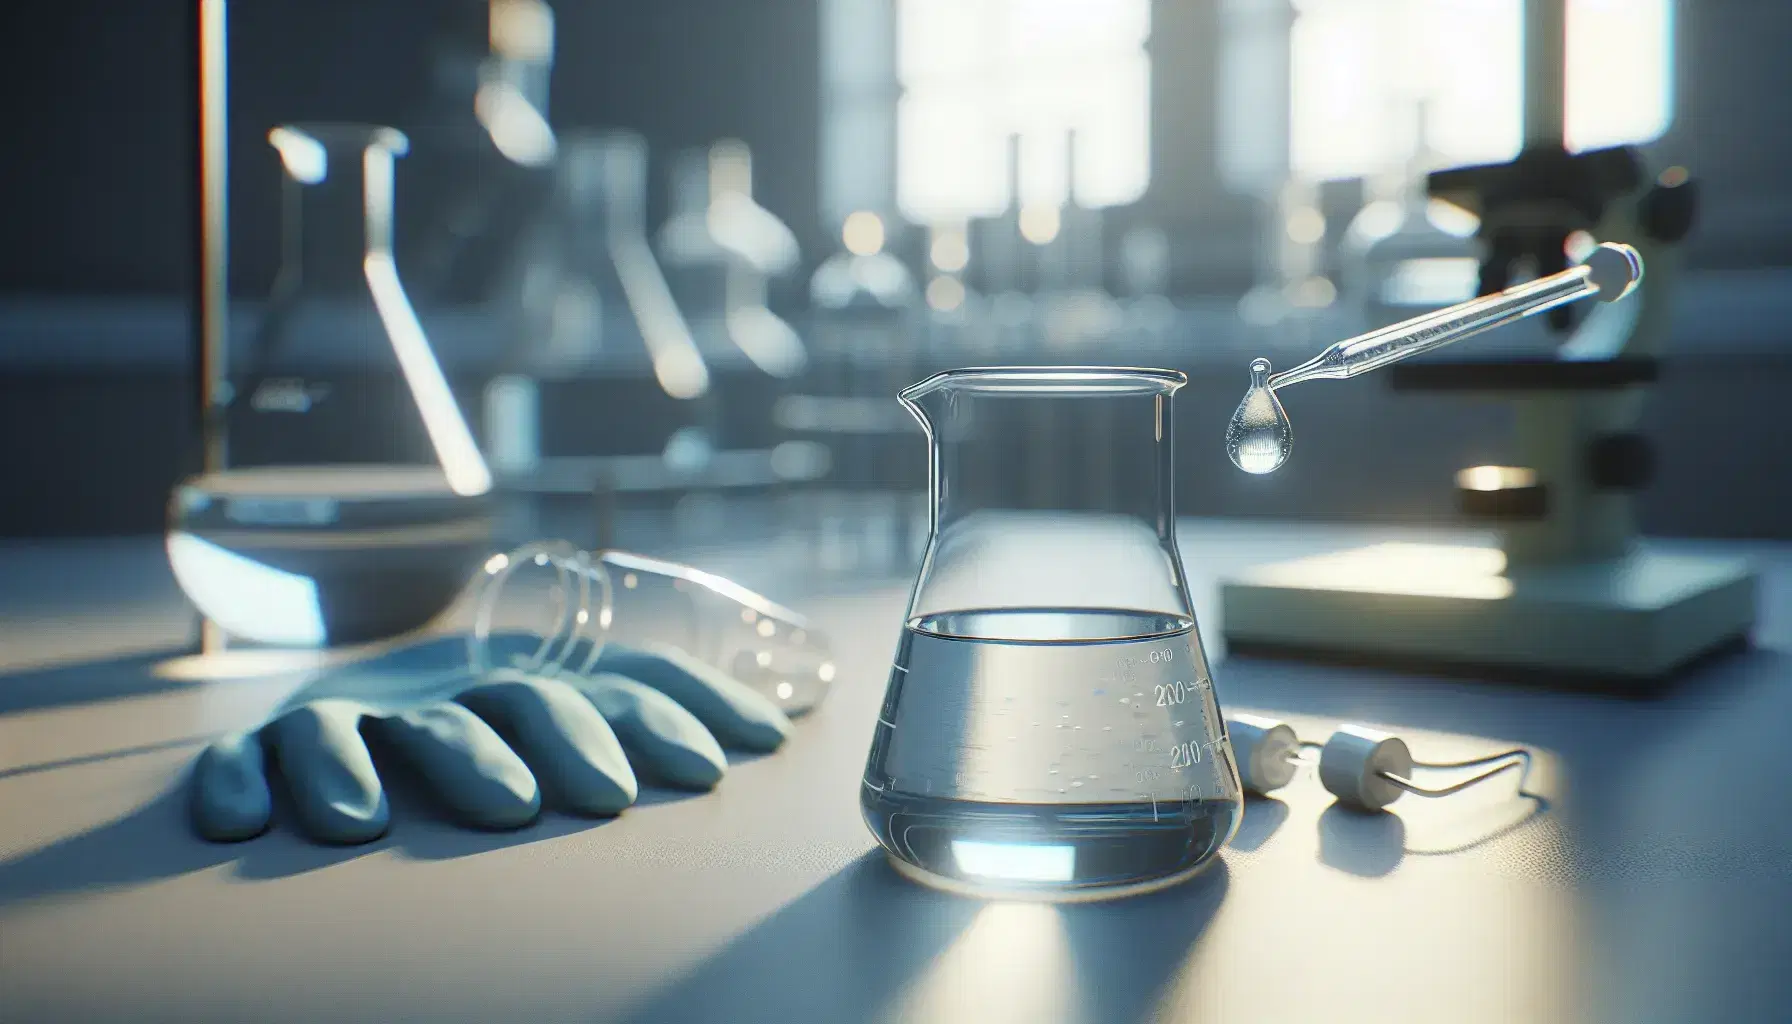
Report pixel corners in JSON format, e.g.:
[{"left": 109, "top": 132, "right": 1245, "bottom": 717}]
[{"left": 189, "top": 633, "right": 792, "bottom": 844}]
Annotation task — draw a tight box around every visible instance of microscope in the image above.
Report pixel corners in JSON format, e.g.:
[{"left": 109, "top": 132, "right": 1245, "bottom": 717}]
[{"left": 1219, "top": 0, "right": 1757, "bottom": 688}]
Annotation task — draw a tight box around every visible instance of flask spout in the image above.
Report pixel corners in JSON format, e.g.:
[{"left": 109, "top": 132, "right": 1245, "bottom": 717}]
[{"left": 896, "top": 374, "right": 948, "bottom": 440}]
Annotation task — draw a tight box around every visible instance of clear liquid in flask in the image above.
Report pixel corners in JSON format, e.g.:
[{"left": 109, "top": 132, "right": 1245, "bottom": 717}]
[
  {"left": 861, "top": 608, "right": 1242, "bottom": 897},
  {"left": 1226, "top": 357, "right": 1293, "bottom": 475}
]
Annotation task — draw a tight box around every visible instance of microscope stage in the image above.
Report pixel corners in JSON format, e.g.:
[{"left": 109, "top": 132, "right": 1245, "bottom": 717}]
[{"left": 1219, "top": 542, "right": 1757, "bottom": 685}]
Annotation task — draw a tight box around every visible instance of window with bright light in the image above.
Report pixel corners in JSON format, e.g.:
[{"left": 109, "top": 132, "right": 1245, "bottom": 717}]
[
  {"left": 1289, "top": 0, "right": 1674, "bottom": 181},
  {"left": 895, "top": 0, "right": 1151, "bottom": 223}
]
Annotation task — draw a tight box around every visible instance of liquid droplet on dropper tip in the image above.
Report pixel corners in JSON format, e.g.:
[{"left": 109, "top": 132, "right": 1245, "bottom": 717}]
[{"left": 1226, "top": 357, "right": 1294, "bottom": 475}]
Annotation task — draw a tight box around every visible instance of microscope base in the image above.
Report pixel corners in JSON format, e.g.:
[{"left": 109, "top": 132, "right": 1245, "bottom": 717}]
[{"left": 1219, "top": 543, "right": 1756, "bottom": 689}]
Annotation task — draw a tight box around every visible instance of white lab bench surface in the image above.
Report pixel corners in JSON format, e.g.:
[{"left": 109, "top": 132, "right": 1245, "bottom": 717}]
[{"left": 2, "top": 521, "right": 1790, "bottom": 1024}]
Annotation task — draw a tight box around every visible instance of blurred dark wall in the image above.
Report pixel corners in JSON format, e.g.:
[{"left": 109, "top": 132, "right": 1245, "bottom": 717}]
[{"left": 0, "top": 2, "right": 196, "bottom": 296}]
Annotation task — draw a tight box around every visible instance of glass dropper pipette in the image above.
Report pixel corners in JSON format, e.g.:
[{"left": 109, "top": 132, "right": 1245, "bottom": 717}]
[
  {"left": 1225, "top": 242, "right": 1643, "bottom": 475},
  {"left": 1269, "top": 241, "right": 1643, "bottom": 391}
]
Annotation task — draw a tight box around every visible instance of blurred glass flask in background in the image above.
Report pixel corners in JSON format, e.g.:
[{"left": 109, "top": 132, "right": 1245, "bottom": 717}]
[
  {"left": 1339, "top": 99, "right": 1481, "bottom": 330},
  {"left": 169, "top": 124, "right": 497, "bottom": 649},
  {"left": 227, "top": 125, "right": 488, "bottom": 493},
  {"left": 659, "top": 140, "right": 807, "bottom": 378},
  {"left": 508, "top": 131, "right": 709, "bottom": 397},
  {"left": 809, "top": 209, "right": 917, "bottom": 317},
  {"left": 862, "top": 367, "right": 1244, "bottom": 900},
  {"left": 405, "top": 0, "right": 560, "bottom": 306}
]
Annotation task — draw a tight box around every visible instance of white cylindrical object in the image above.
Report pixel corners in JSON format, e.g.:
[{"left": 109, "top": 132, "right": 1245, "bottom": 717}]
[
  {"left": 1319, "top": 724, "right": 1414, "bottom": 812},
  {"left": 1228, "top": 713, "right": 1301, "bottom": 795}
]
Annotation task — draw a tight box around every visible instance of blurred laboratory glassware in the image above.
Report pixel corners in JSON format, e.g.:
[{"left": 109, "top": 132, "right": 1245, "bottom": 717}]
[
  {"left": 1033, "top": 132, "right": 1124, "bottom": 348},
  {"left": 407, "top": 0, "right": 560, "bottom": 306},
  {"left": 469, "top": 542, "right": 836, "bottom": 715},
  {"left": 1118, "top": 225, "right": 1177, "bottom": 343},
  {"left": 863, "top": 366, "right": 1244, "bottom": 899},
  {"left": 657, "top": 147, "right": 733, "bottom": 365},
  {"left": 922, "top": 220, "right": 974, "bottom": 338},
  {"left": 480, "top": 0, "right": 557, "bottom": 158},
  {"left": 802, "top": 208, "right": 921, "bottom": 576},
  {"left": 170, "top": 123, "right": 496, "bottom": 648},
  {"left": 1236, "top": 179, "right": 1332, "bottom": 345},
  {"left": 507, "top": 130, "right": 709, "bottom": 396},
  {"left": 227, "top": 124, "right": 489, "bottom": 495},
  {"left": 1225, "top": 242, "right": 1642, "bottom": 474},
  {"left": 809, "top": 209, "right": 918, "bottom": 315},
  {"left": 659, "top": 140, "right": 807, "bottom": 378},
  {"left": 195, "top": 0, "right": 226, "bottom": 477},
  {"left": 1338, "top": 99, "right": 1482, "bottom": 330}
]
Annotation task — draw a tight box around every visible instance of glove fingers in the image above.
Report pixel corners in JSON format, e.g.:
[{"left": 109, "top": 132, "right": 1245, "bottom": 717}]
[
  {"left": 591, "top": 644, "right": 792, "bottom": 753},
  {"left": 458, "top": 672, "right": 639, "bottom": 816},
  {"left": 366, "top": 703, "right": 541, "bottom": 831},
  {"left": 190, "top": 731, "right": 273, "bottom": 842},
  {"left": 263, "top": 700, "right": 390, "bottom": 845},
  {"left": 573, "top": 673, "right": 727, "bottom": 791}
]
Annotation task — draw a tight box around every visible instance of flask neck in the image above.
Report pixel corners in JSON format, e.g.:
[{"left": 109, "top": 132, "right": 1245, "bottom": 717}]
[
  {"left": 668, "top": 150, "right": 710, "bottom": 218},
  {"left": 277, "top": 142, "right": 402, "bottom": 294}
]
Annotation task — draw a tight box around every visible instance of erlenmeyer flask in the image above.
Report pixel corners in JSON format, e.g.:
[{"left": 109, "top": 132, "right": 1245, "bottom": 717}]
[
  {"left": 657, "top": 147, "right": 732, "bottom": 354},
  {"left": 510, "top": 130, "right": 708, "bottom": 397},
  {"left": 226, "top": 124, "right": 490, "bottom": 492},
  {"left": 168, "top": 124, "right": 495, "bottom": 649},
  {"left": 658, "top": 140, "right": 806, "bottom": 377},
  {"left": 404, "top": 0, "right": 559, "bottom": 306},
  {"left": 861, "top": 367, "right": 1243, "bottom": 899}
]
